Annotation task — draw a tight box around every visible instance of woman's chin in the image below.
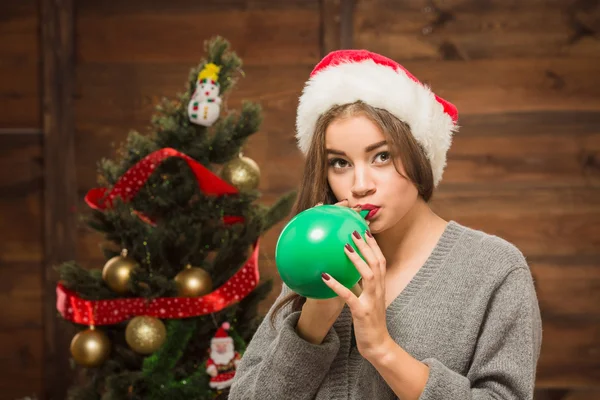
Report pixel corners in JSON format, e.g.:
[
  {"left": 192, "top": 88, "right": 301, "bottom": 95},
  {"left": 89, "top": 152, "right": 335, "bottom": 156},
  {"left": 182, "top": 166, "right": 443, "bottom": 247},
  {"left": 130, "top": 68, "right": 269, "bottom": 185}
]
[{"left": 367, "top": 219, "right": 385, "bottom": 234}]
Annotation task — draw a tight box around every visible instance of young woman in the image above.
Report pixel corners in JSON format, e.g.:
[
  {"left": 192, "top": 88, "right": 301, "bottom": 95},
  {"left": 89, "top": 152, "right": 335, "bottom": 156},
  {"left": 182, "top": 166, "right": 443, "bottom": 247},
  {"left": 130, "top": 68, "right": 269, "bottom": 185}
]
[{"left": 229, "top": 50, "right": 542, "bottom": 400}]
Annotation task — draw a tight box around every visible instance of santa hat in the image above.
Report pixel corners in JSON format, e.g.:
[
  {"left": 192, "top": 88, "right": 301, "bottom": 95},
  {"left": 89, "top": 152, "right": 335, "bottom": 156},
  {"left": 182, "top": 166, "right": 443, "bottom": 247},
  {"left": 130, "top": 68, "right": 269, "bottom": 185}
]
[
  {"left": 295, "top": 49, "right": 459, "bottom": 187},
  {"left": 212, "top": 322, "right": 233, "bottom": 345}
]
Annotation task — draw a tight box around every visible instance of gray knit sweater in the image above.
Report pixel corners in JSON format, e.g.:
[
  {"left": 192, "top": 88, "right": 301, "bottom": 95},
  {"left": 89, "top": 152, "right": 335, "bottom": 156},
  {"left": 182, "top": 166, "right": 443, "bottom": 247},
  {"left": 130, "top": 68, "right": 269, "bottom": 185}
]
[{"left": 229, "top": 221, "right": 543, "bottom": 399}]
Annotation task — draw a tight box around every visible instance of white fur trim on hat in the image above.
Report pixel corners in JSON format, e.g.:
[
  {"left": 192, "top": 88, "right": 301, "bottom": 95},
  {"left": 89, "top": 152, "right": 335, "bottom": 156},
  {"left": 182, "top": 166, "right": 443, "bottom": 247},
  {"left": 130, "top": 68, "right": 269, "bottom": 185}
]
[
  {"left": 295, "top": 56, "right": 459, "bottom": 187},
  {"left": 212, "top": 337, "right": 233, "bottom": 344}
]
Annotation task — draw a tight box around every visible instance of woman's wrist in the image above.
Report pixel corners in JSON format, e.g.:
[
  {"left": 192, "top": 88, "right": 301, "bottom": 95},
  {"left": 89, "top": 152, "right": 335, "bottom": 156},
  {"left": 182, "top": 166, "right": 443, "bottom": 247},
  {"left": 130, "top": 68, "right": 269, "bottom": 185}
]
[
  {"left": 362, "top": 334, "right": 397, "bottom": 365},
  {"left": 295, "top": 304, "right": 339, "bottom": 344}
]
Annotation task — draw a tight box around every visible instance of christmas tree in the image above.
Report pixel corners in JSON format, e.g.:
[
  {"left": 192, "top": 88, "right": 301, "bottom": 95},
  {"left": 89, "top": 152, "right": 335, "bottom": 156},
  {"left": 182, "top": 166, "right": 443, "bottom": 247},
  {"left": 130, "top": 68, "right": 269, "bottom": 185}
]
[{"left": 56, "top": 36, "right": 296, "bottom": 400}]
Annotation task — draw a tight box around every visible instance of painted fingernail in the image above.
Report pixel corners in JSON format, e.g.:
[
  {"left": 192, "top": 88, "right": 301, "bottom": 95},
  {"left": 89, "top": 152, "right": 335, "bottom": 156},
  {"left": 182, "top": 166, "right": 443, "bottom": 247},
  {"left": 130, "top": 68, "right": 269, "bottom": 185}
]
[
  {"left": 344, "top": 243, "right": 355, "bottom": 253},
  {"left": 352, "top": 230, "right": 361, "bottom": 239},
  {"left": 366, "top": 230, "right": 373, "bottom": 238},
  {"left": 321, "top": 273, "right": 330, "bottom": 281}
]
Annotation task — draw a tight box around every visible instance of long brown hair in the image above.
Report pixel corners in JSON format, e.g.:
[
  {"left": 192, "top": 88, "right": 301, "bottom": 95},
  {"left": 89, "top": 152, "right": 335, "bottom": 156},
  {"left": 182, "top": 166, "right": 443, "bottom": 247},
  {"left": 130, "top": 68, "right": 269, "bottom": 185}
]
[{"left": 270, "top": 101, "right": 434, "bottom": 325}]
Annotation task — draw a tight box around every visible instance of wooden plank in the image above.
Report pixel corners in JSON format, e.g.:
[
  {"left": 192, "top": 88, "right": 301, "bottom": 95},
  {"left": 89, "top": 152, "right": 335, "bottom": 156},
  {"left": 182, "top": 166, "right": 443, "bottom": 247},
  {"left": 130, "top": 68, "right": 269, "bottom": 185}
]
[
  {"left": 0, "top": 134, "right": 44, "bottom": 263},
  {"left": 431, "top": 186, "right": 600, "bottom": 218},
  {"left": 457, "top": 111, "right": 600, "bottom": 137},
  {"left": 41, "top": 0, "right": 77, "bottom": 398},
  {"left": 340, "top": 0, "right": 355, "bottom": 49},
  {"left": 449, "top": 214, "right": 598, "bottom": 257},
  {"left": 354, "top": 0, "right": 600, "bottom": 60},
  {"left": 321, "top": 0, "right": 342, "bottom": 55},
  {"left": 0, "top": 0, "right": 41, "bottom": 128},
  {"left": 78, "top": 0, "right": 319, "bottom": 13},
  {"left": 529, "top": 255, "right": 600, "bottom": 319},
  {"left": 444, "top": 136, "right": 600, "bottom": 188},
  {"left": 0, "top": 329, "right": 44, "bottom": 399},
  {"left": 431, "top": 186, "right": 600, "bottom": 256},
  {"left": 76, "top": 6, "right": 321, "bottom": 66},
  {"left": 398, "top": 58, "right": 600, "bottom": 114},
  {"left": 537, "top": 317, "right": 600, "bottom": 388},
  {"left": 0, "top": 133, "right": 44, "bottom": 399},
  {"left": 438, "top": 111, "right": 600, "bottom": 187},
  {"left": 0, "top": 262, "right": 43, "bottom": 330},
  {"left": 535, "top": 389, "right": 600, "bottom": 399},
  {"left": 531, "top": 256, "right": 600, "bottom": 387}
]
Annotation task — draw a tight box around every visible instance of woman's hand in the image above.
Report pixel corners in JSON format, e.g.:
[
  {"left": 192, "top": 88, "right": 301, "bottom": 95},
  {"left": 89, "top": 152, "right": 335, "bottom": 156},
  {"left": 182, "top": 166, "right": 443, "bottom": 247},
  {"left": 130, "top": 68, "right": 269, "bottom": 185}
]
[{"left": 321, "top": 228, "right": 391, "bottom": 360}]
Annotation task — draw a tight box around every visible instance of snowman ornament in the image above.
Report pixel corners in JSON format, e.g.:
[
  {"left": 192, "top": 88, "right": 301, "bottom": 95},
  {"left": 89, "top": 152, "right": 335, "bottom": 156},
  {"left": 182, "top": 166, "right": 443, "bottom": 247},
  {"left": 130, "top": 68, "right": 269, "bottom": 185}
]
[{"left": 188, "top": 63, "right": 222, "bottom": 127}]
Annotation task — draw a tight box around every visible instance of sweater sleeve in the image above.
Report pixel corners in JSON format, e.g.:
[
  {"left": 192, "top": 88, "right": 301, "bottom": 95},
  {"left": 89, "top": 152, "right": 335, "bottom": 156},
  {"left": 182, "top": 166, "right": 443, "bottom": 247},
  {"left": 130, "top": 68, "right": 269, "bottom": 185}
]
[
  {"left": 419, "top": 267, "right": 543, "bottom": 400},
  {"left": 228, "top": 284, "right": 341, "bottom": 400}
]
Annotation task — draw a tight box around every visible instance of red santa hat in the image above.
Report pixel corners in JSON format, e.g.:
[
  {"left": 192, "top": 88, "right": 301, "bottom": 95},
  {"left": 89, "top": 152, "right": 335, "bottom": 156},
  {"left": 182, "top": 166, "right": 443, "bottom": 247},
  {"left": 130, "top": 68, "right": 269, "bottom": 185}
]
[
  {"left": 295, "top": 49, "right": 459, "bottom": 187},
  {"left": 212, "top": 322, "right": 233, "bottom": 345}
]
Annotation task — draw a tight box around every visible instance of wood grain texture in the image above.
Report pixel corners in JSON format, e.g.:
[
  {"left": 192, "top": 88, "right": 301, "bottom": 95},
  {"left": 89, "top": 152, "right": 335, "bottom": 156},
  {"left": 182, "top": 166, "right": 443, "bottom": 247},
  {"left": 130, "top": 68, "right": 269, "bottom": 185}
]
[
  {"left": 0, "top": 133, "right": 44, "bottom": 262},
  {"left": 41, "top": 0, "right": 77, "bottom": 398},
  {"left": 76, "top": 4, "right": 320, "bottom": 66},
  {"left": 0, "top": 134, "right": 44, "bottom": 399},
  {"left": 0, "top": 1, "right": 40, "bottom": 128},
  {"left": 397, "top": 58, "right": 600, "bottom": 114},
  {"left": 321, "top": 0, "right": 343, "bottom": 54},
  {"left": 354, "top": 0, "right": 600, "bottom": 61},
  {"left": 535, "top": 389, "right": 600, "bottom": 399},
  {"left": 442, "top": 111, "right": 600, "bottom": 187}
]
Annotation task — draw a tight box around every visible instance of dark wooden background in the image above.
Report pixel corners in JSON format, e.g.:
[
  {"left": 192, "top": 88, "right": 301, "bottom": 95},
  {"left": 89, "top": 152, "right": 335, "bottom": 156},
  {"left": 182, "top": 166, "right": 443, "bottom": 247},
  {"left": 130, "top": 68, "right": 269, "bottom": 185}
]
[{"left": 1, "top": 0, "right": 599, "bottom": 399}]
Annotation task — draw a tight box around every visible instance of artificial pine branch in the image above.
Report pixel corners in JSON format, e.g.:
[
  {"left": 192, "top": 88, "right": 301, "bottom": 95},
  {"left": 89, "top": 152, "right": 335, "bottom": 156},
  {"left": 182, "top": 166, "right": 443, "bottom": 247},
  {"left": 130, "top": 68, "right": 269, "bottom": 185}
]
[{"left": 261, "top": 190, "right": 298, "bottom": 233}]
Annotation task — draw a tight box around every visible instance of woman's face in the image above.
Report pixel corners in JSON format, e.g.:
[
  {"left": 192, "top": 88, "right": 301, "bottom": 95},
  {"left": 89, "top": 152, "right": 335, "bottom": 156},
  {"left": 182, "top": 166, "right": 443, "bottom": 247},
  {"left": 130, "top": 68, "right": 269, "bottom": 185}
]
[{"left": 325, "top": 114, "right": 419, "bottom": 233}]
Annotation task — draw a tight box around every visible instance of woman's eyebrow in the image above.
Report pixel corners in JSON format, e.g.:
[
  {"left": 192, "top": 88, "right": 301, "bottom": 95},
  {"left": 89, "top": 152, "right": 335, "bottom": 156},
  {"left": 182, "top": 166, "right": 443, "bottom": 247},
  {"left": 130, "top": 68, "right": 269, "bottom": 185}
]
[
  {"left": 326, "top": 140, "right": 388, "bottom": 156},
  {"left": 364, "top": 140, "right": 387, "bottom": 152}
]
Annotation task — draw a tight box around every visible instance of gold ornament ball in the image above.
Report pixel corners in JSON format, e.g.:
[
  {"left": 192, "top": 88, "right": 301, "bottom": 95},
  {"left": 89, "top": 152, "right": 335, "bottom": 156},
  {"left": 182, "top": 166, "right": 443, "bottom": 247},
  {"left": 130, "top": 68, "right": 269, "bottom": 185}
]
[
  {"left": 70, "top": 328, "right": 111, "bottom": 367},
  {"left": 102, "top": 250, "right": 138, "bottom": 294},
  {"left": 220, "top": 156, "right": 261, "bottom": 192},
  {"left": 174, "top": 265, "right": 213, "bottom": 297},
  {"left": 125, "top": 316, "right": 167, "bottom": 355}
]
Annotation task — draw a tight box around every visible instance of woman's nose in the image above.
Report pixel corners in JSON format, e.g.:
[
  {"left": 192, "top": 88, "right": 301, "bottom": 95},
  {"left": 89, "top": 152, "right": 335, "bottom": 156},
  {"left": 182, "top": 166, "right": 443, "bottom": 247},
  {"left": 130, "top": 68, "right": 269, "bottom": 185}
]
[{"left": 351, "top": 167, "right": 376, "bottom": 197}]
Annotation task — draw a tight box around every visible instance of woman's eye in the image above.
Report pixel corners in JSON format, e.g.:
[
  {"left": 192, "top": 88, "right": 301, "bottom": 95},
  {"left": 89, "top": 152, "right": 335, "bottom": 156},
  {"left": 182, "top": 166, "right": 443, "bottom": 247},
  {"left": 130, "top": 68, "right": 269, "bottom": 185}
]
[
  {"left": 374, "top": 151, "right": 391, "bottom": 163},
  {"left": 328, "top": 158, "right": 349, "bottom": 169}
]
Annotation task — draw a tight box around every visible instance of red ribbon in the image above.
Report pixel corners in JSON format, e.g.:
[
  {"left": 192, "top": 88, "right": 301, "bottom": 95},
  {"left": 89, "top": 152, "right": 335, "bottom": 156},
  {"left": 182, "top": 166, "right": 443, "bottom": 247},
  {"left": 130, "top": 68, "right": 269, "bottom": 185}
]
[
  {"left": 84, "top": 148, "right": 244, "bottom": 225},
  {"left": 56, "top": 241, "right": 260, "bottom": 325}
]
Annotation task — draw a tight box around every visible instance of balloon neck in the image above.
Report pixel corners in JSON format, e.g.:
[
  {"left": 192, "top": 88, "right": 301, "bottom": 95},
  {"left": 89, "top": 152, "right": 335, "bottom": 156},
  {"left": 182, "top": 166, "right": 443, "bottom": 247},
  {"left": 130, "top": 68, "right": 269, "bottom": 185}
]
[{"left": 359, "top": 209, "right": 369, "bottom": 219}]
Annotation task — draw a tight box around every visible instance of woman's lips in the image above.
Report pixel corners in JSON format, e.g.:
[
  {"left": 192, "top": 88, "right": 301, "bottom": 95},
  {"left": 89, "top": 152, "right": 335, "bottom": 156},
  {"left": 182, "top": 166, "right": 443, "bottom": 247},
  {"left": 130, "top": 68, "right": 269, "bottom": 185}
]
[
  {"left": 356, "top": 204, "right": 380, "bottom": 220},
  {"left": 365, "top": 207, "right": 380, "bottom": 220}
]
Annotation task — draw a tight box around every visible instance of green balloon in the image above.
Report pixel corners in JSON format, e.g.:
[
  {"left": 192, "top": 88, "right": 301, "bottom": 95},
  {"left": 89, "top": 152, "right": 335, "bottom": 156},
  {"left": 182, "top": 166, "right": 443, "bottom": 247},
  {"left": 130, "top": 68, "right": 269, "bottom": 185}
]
[{"left": 275, "top": 205, "right": 369, "bottom": 299}]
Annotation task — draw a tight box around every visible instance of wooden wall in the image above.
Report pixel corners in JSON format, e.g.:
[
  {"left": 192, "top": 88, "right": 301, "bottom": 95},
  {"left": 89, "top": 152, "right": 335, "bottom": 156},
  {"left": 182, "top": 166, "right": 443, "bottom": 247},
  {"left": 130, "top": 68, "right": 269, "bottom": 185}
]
[
  {"left": 0, "top": 0, "right": 598, "bottom": 399},
  {"left": 0, "top": 0, "right": 45, "bottom": 398}
]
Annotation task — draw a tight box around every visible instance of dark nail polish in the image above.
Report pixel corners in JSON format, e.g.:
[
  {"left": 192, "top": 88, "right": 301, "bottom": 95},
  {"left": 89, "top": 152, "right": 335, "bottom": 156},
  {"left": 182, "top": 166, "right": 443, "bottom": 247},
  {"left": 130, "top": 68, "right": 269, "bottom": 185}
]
[
  {"left": 321, "top": 273, "right": 330, "bottom": 281},
  {"left": 345, "top": 243, "right": 355, "bottom": 253},
  {"left": 366, "top": 230, "right": 373, "bottom": 238},
  {"left": 352, "top": 230, "right": 361, "bottom": 239}
]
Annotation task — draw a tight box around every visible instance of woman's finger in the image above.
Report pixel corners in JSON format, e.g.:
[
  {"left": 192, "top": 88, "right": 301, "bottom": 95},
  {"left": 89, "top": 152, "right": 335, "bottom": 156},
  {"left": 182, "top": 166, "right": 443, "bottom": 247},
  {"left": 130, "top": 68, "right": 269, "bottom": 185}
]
[
  {"left": 334, "top": 199, "right": 349, "bottom": 207},
  {"left": 350, "top": 230, "right": 381, "bottom": 282},
  {"left": 364, "top": 230, "right": 387, "bottom": 280},
  {"left": 344, "top": 241, "right": 378, "bottom": 292},
  {"left": 321, "top": 272, "right": 360, "bottom": 310}
]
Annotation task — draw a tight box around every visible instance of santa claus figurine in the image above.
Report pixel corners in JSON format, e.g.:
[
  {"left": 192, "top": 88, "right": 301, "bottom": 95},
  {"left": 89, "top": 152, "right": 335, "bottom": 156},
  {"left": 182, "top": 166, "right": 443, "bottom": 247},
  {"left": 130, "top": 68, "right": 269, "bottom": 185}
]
[{"left": 206, "top": 322, "right": 241, "bottom": 390}]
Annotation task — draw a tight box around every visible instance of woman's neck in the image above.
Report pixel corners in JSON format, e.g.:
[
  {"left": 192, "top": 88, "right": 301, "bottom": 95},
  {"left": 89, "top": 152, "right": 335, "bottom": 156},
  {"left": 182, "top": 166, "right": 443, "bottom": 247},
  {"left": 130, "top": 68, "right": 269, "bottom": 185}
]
[{"left": 374, "top": 199, "right": 448, "bottom": 273}]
